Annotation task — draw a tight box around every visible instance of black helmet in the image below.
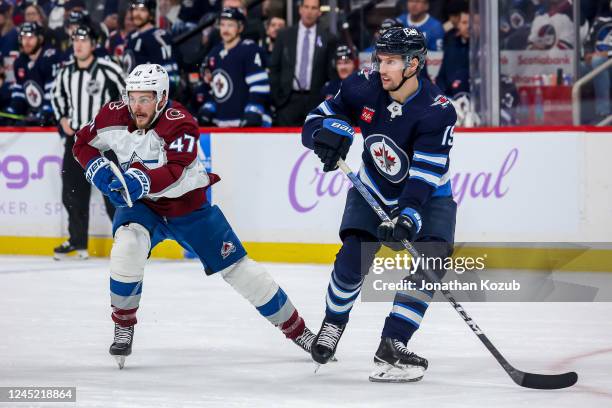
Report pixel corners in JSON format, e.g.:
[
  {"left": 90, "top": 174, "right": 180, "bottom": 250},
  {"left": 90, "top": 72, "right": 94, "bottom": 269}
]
[
  {"left": 71, "top": 24, "right": 97, "bottom": 42},
  {"left": 219, "top": 7, "right": 246, "bottom": 24},
  {"left": 335, "top": 45, "right": 352, "bottom": 62},
  {"left": 19, "top": 21, "right": 43, "bottom": 38},
  {"left": 130, "top": 0, "right": 156, "bottom": 15},
  {"left": 379, "top": 18, "right": 403, "bottom": 34},
  {"left": 66, "top": 10, "right": 91, "bottom": 26},
  {"left": 374, "top": 27, "right": 427, "bottom": 71}
]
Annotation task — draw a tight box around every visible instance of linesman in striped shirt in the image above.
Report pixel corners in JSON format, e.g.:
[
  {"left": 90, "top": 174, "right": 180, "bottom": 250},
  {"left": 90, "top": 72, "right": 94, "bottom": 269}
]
[{"left": 51, "top": 24, "right": 126, "bottom": 260}]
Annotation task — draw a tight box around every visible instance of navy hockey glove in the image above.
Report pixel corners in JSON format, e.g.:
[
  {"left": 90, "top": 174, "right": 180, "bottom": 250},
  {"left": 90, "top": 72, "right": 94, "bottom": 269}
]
[
  {"left": 377, "top": 207, "right": 422, "bottom": 250},
  {"left": 85, "top": 157, "right": 115, "bottom": 196},
  {"left": 240, "top": 111, "right": 263, "bottom": 127},
  {"left": 197, "top": 102, "right": 215, "bottom": 126},
  {"left": 313, "top": 117, "right": 354, "bottom": 172},
  {"left": 108, "top": 168, "right": 151, "bottom": 207}
]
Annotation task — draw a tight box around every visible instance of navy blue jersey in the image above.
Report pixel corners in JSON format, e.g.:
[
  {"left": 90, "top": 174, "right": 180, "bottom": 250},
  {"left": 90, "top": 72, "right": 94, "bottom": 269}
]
[
  {"left": 303, "top": 70, "right": 456, "bottom": 212},
  {"left": 0, "top": 28, "right": 18, "bottom": 59},
  {"left": 320, "top": 78, "right": 341, "bottom": 100},
  {"left": 9, "top": 47, "right": 63, "bottom": 118},
  {"left": 189, "top": 82, "right": 211, "bottom": 114},
  {"left": 205, "top": 39, "right": 271, "bottom": 126},
  {"left": 122, "top": 27, "right": 179, "bottom": 88}
]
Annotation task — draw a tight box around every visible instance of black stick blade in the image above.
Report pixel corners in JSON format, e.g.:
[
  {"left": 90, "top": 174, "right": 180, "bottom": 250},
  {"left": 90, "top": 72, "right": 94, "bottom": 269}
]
[{"left": 517, "top": 371, "right": 578, "bottom": 390}]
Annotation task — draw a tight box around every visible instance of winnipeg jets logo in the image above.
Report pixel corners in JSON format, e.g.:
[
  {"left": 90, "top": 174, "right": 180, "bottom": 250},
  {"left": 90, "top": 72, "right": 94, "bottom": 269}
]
[
  {"left": 387, "top": 101, "right": 402, "bottom": 118},
  {"left": 431, "top": 95, "right": 450, "bottom": 108},
  {"left": 211, "top": 69, "right": 233, "bottom": 103},
  {"left": 365, "top": 134, "right": 410, "bottom": 183},
  {"left": 24, "top": 80, "right": 43, "bottom": 108},
  {"left": 221, "top": 241, "right": 236, "bottom": 259}
]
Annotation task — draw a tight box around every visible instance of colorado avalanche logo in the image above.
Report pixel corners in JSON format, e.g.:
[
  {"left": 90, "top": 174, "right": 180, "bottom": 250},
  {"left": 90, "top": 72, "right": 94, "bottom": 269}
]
[
  {"left": 24, "top": 80, "right": 43, "bottom": 109},
  {"left": 365, "top": 134, "right": 410, "bottom": 183},
  {"left": 211, "top": 69, "right": 233, "bottom": 103}
]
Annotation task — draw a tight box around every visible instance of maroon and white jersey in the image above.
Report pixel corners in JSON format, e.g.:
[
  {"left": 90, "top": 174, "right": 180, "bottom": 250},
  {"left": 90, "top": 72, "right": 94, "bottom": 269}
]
[{"left": 73, "top": 100, "right": 218, "bottom": 217}]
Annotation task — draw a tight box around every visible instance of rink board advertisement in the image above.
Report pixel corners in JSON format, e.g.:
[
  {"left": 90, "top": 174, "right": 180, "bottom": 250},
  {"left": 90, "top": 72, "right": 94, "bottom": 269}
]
[{"left": 0, "top": 128, "right": 610, "bottom": 264}]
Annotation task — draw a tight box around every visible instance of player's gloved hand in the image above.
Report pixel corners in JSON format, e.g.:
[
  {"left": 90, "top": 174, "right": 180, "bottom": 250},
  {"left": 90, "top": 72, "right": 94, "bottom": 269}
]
[
  {"left": 240, "top": 111, "right": 262, "bottom": 127},
  {"left": 377, "top": 207, "right": 422, "bottom": 250},
  {"left": 108, "top": 168, "right": 151, "bottom": 207},
  {"left": 313, "top": 117, "right": 354, "bottom": 172},
  {"left": 85, "top": 157, "right": 115, "bottom": 196},
  {"left": 197, "top": 102, "right": 215, "bottom": 126}
]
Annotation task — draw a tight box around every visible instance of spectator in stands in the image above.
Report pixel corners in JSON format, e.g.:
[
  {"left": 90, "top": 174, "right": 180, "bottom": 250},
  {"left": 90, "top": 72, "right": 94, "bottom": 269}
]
[
  {"left": 179, "top": 0, "right": 218, "bottom": 24},
  {"left": 123, "top": 0, "right": 179, "bottom": 90},
  {"left": 24, "top": 3, "right": 49, "bottom": 27},
  {"left": 103, "top": 0, "right": 120, "bottom": 36},
  {"left": 159, "top": 0, "right": 181, "bottom": 30},
  {"left": 0, "top": 1, "right": 18, "bottom": 59},
  {"left": 397, "top": 0, "right": 444, "bottom": 51},
  {"left": 6, "top": 22, "right": 63, "bottom": 125},
  {"left": 442, "top": 0, "right": 467, "bottom": 34},
  {"left": 260, "top": 15, "right": 285, "bottom": 63},
  {"left": 198, "top": 7, "right": 271, "bottom": 127},
  {"left": 106, "top": 7, "right": 136, "bottom": 64},
  {"left": 527, "top": 0, "right": 573, "bottom": 50},
  {"left": 582, "top": 2, "right": 612, "bottom": 122},
  {"left": 269, "top": 0, "right": 337, "bottom": 126},
  {"left": 436, "top": 9, "right": 469, "bottom": 97},
  {"left": 320, "top": 44, "right": 355, "bottom": 100}
]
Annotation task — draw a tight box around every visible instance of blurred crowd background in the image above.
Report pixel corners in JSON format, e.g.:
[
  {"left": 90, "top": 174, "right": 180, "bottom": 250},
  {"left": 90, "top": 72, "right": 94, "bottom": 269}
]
[{"left": 0, "top": 0, "right": 608, "bottom": 128}]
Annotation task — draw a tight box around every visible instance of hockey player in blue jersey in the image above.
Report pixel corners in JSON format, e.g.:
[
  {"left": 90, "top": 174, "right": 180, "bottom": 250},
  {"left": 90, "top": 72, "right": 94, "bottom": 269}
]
[
  {"left": 320, "top": 45, "right": 356, "bottom": 101},
  {"left": 302, "top": 27, "right": 457, "bottom": 382},
  {"left": 7, "top": 22, "right": 63, "bottom": 125},
  {"left": 123, "top": 0, "right": 179, "bottom": 90},
  {"left": 199, "top": 7, "right": 271, "bottom": 127}
]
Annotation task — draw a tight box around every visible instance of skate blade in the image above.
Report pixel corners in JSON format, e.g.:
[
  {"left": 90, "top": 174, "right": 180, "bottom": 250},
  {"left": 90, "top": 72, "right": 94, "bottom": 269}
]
[
  {"left": 314, "top": 362, "right": 321, "bottom": 373},
  {"left": 113, "top": 355, "right": 126, "bottom": 369},
  {"left": 368, "top": 362, "right": 424, "bottom": 383},
  {"left": 53, "top": 251, "right": 89, "bottom": 261}
]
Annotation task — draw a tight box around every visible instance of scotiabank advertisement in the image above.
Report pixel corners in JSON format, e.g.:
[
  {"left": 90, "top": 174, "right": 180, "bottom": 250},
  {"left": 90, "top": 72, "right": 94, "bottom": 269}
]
[{"left": 0, "top": 128, "right": 609, "bottom": 245}]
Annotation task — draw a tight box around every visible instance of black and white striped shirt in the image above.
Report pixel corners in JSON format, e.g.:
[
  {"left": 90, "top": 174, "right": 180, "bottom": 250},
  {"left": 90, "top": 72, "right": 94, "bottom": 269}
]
[{"left": 52, "top": 57, "right": 126, "bottom": 130}]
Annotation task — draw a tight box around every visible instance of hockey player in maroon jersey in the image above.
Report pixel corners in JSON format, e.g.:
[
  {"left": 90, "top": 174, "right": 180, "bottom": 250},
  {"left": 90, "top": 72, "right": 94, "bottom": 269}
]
[{"left": 73, "top": 63, "right": 315, "bottom": 369}]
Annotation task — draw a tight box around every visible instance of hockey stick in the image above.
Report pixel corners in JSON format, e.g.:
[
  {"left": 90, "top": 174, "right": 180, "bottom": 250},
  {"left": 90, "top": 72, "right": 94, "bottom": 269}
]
[
  {"left": 336, "top": 159, "right": 578, "bottom": 390},
  {"left": 109, "top": 162, "right": 133, "bottom": 208}
]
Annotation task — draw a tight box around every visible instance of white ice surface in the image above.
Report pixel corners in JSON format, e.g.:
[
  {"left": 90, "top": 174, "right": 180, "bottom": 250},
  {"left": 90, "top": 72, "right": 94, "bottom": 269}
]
[{"left": 1, "top": 256, "right": 611, "bottom": 408}]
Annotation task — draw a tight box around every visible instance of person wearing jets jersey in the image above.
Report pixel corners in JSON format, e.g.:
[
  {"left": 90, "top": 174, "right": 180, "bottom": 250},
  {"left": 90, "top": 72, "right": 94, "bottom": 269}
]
[
  {"left": 198, "top": 7, "right": 272, "bottom": 127},
  {"left": 302, "top": 27, "right": 457, "bottom": 383}
]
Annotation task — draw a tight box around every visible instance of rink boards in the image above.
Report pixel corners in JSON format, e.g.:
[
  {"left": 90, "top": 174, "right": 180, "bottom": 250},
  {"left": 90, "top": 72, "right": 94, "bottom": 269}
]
[{"left": 0, "top": 126, "right": 611, "bottom": 270}]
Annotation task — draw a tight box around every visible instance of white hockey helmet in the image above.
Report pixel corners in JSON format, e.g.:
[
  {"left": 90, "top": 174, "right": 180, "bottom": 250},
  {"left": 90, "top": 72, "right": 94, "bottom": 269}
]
[{"left": 123, "top": 63, "right": 169, "bottom": 124}]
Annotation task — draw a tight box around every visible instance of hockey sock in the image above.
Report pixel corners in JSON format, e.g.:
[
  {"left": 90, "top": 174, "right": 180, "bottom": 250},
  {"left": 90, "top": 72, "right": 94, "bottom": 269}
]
[{"left": 220, "top": 257, "right": 305, "bottom": 339}]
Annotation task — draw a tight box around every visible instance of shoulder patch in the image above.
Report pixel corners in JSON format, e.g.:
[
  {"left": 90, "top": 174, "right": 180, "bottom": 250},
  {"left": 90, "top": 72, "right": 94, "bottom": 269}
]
[
  {"left": 431, "top": 95, "right": 451, "bottom": 109},
  {"left": 43, "top": 48, "right": 56, "bottom": 57}
]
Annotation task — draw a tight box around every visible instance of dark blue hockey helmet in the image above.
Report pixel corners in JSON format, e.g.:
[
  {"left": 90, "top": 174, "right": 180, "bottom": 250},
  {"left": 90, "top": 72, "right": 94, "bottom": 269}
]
[
  {"left": 130, "top": 0, "right": 156, "bottom": 15},
  {"left": 379, "top": 18, "right": 403, "bottom": 35},
  {"left": 335, "top": 44, "right": 352, "bottom": 62},
  {"left": 19, "top": 21, "right": 43, "bottom": 38},
  {"left": 219, "top": 7, "right": 246, "bottom": 25},
  {"left": 66, "top": 10, "right": 91, "bottom": 26},
  {"left": 373, "top": 27, "right": 427, "bottom": 72},
  {"left": 71, "top": 24, "right": 97, "bottom": 42}
]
